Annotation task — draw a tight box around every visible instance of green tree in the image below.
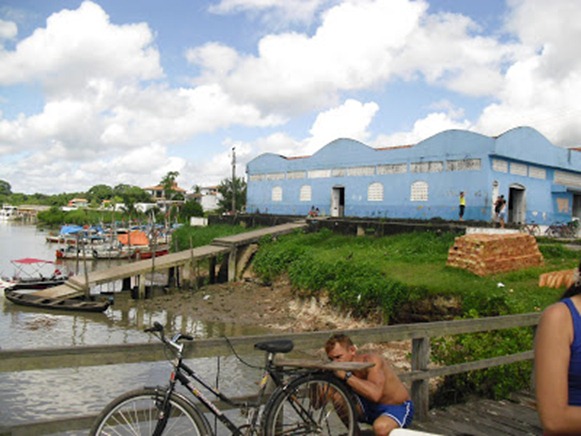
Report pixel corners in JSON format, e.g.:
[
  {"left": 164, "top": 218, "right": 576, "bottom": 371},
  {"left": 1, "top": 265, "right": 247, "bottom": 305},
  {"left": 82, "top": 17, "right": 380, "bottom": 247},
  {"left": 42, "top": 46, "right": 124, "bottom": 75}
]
[
  {"left": 113, "top": 184, "right": 151, "bottom": 214},
  {"left": 217, "top": 176, "right": 246, "bottom": 214},
  {"left": 88, "top": 184, "right": 114, "bottom": 205},
  {"left": 160, "top": 171, "right": 180, "bottom": 200},
  {"left": 180, "top": 199, "right": 204, "bottom": 221},
  {"left": 0, "top": 180, "right": 12, "bottom": 196}
]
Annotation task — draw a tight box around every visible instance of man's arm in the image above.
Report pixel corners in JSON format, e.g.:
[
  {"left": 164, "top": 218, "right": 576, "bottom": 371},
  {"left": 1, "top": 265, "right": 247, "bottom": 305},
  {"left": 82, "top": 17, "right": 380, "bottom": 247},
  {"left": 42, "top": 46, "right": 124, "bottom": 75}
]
[{"left": 336, "top": 354, "right": 385, "bottom": 403}]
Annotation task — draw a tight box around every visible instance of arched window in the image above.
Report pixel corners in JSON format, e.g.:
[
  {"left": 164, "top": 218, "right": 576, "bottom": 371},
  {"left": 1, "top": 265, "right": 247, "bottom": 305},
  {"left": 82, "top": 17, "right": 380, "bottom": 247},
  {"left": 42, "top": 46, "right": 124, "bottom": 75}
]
[
  {"left": 410, "top": 181, "right": 428, "bottom": 202},
  {"left": 299, "top": 185, "right": 312, "bottom": 202},
  {"left": 368, "top": 182, "right": 383, "bottom": 201},
  {"left": 272, "top": 186, "right": 283, "bottom": 202}
]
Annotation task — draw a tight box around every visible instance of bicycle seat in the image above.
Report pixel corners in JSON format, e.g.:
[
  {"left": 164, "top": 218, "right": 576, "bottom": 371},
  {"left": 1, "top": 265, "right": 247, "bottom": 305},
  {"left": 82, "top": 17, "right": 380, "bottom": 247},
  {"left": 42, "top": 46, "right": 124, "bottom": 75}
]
[{"left": 254, "top": 339, "right": 294, "bottom": 354}]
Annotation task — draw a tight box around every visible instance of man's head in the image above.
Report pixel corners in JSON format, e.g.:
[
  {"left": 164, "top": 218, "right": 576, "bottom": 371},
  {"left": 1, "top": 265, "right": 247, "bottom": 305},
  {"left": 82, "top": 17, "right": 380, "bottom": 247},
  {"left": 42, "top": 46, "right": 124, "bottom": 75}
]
[{"left": 325, "top": 333, "right": 356, "bottom": 362}]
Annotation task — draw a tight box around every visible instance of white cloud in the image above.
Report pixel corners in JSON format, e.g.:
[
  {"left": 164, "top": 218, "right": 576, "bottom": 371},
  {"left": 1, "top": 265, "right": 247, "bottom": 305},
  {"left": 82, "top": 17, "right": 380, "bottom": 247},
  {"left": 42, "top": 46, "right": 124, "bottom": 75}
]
[
  {"left": 194, "top": 0, "right": 428, "bottom": 115},
  {"left": 392, "top": 11, "right": 517, "bottom": 97},
  {"left": 476, "top": 0, "right": 581, "bottom": 145},
  {"left": 374, "top": 106, "right": 472, "bottom": 147},
  {"left": 3, "top": 0, "right": 581, "bottom": 195},
  {"left": 0, "top": 19, "right": 17, "bottom": 41},
  {"left": 0, "top": 1, "right": 162, "bottom": 91},
  {"left": 305, "top": 99, "right": 378, "bottom": 153},
  {"left": 0, "top": 1, "right": 286, "bottom": 194}
]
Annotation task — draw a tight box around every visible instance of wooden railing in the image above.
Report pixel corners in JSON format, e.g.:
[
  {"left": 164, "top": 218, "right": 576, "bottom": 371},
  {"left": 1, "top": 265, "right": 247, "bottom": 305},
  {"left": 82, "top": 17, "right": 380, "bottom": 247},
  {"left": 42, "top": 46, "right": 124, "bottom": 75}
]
[{"left": 0, "top": 312, "right": 541, "bottom": 435}]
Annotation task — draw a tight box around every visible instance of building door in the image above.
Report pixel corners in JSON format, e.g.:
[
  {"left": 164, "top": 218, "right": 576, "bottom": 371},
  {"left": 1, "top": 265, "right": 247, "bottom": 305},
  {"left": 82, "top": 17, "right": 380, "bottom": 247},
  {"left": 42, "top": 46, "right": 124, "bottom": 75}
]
[
  {"left": 331, "top": 187, "right": 345, "bottom": 217},
  {"left": 508, "top": 184, "right": 526, "bottom": 224},
  {"left": 573, "top": 193, "right": 581, "bottom": 219}
]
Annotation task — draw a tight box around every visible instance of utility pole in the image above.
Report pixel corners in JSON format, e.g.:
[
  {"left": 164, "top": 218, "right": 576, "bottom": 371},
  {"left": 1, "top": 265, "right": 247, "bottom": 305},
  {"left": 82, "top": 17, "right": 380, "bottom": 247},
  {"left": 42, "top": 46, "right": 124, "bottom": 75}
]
[{"left": 231, "top": 146, "right": 236, "bottom": 215}]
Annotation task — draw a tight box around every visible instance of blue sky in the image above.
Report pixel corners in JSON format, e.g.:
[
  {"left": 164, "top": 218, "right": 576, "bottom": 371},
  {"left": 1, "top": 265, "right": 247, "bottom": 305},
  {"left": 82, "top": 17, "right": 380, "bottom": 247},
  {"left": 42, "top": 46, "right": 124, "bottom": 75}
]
[{"left": 0, "top": 0, "right": 580, "bottom": 195}]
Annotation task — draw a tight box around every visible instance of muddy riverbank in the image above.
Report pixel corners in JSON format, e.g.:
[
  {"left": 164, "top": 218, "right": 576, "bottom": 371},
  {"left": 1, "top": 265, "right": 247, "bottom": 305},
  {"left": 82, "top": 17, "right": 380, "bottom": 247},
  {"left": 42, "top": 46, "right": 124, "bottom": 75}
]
[{"left": 139, "top": 277, "right": 412, "bottom": 371}]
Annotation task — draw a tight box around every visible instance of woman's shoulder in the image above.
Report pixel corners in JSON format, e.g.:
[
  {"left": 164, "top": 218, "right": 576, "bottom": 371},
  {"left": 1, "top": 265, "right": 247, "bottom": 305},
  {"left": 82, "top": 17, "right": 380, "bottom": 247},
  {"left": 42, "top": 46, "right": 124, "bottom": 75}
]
[{"left": 540, "top": 301, "right": 572, "bottom": 326}]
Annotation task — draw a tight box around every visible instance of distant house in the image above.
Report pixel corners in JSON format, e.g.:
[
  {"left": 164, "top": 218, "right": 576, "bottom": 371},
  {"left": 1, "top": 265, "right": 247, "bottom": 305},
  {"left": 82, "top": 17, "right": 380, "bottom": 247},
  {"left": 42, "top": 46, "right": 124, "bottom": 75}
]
[
  {"left": 246, "top": 126, "right": 581, "bottom": 225},
  {"left": 190, "top": 186, "right": 222, "bottom": 212},
  {"left": 134, "top": 203, "right": 158, "bottom": 214},
  {"left": 143, "top": 182, "right": 186, "bottom": 212},
  {"left": 144, "top": 183, "right": 187, "bottom": 200},
  {"left": 67, "top": 198, "right": 88, "bottom": 208}
]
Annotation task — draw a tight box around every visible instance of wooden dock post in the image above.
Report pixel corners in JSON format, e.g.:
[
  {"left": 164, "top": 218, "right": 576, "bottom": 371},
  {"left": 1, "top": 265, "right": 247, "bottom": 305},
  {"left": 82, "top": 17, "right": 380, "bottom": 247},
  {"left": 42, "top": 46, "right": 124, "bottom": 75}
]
[
  {"left": 121, "top": 277, "right": 131, "bottom": 291},
  {"left": 209, "top": 257, "right": 217, "bottom": 284},
  {"left": 228, "top": 248, "right": 237, "bottom": 282},
  {"left": 137, "top": 274, "right": 146, "bottom": 299}
]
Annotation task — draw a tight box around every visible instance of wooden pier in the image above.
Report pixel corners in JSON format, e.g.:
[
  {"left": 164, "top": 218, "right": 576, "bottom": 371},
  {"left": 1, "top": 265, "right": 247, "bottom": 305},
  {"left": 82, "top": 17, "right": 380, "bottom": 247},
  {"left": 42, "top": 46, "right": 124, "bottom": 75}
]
[
  {"left": 32, "top": 221, "right": 307, "bottom": 301},
  {"left": 411, "top": 391, "right": 541, "bottom": 435}
]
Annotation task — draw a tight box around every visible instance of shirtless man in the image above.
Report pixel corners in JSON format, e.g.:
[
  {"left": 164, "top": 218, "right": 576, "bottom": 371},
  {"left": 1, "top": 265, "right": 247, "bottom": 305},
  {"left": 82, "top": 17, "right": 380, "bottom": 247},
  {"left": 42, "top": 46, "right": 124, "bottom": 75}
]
[{"left": 325, "top": 333, "right": 414, "bottom": 435}]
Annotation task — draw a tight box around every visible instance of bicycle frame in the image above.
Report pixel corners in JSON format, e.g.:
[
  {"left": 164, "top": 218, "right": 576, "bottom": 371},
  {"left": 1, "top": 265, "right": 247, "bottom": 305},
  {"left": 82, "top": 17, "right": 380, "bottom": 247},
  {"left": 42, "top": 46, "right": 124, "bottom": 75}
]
[{"left": 156, "top": 340, "right": 292, "bottom": 435}]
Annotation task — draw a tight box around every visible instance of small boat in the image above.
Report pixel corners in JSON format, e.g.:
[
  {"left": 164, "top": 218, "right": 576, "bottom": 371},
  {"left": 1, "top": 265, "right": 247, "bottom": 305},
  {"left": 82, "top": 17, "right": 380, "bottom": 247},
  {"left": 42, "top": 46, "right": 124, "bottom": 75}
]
[
  {"left": 45, "top": 224, "right": 85, "bottom": 244},
  {"left": 56, "top": 245, "right": 98, "bottom": 260},
  {"left": 0, "top": 258, "right": 72, "bottom": 290},
  {"left": 131, "top": 244, "right": 169, "bottom": 260},
  {"left": 4, "top": 288, "right": 110, "bottom": 313},
  {"left": 0, "top": 204, "right": 18, "bottom": 220},
  {"left": 90, "top": 243, "right": 134, "bottom": 260}
]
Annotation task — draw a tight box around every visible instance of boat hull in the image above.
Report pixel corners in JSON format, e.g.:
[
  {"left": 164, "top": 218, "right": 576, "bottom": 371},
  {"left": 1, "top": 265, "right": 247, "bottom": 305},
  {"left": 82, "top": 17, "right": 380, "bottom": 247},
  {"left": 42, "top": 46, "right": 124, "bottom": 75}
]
[
  {"left": 4, "top": 289, "right": 110, "bottom": 313},
  {"left": 6, "top": 278, "right": 67, "bottom": 290}
]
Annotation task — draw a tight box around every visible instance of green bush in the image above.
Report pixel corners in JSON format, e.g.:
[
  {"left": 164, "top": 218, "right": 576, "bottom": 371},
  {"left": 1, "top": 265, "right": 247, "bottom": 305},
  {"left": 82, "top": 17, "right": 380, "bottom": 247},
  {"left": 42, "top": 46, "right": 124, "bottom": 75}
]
[
  {"left": 248, "top": 228, "right": 579, "bottom": 405},
  {"left": 431, "top": 319, "right": 533, "bottom": 403}
]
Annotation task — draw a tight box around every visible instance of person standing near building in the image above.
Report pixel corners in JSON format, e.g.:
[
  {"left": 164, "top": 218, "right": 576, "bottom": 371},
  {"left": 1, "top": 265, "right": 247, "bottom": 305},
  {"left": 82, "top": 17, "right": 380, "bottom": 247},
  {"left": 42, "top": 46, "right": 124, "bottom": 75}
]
[
  {"left": 494, "top": 195, "right": 506, "bottom": 228},
  {"left": 459, "top": 191, "right": 466, "bottom": 221}
]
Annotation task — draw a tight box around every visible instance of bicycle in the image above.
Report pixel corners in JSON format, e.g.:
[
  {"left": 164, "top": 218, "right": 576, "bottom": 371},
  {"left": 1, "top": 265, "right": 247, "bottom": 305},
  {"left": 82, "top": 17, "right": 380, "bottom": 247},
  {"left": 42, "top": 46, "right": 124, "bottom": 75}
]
[
  {"left": 545, "top": 220, "right": 579, "bottom": 238},
  {"left": 90, "top": 321, "right": 369, "bottom": 435},
  {"left": 520, "top": 221, "right": 540, "bottom": 236}
]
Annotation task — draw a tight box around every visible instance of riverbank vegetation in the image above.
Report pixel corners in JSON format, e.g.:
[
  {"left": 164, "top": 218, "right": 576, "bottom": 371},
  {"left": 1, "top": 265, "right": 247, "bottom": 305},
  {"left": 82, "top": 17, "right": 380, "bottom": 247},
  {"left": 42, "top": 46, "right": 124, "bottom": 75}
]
[{"left": 246, "top": 227, "right": 578, "bottom": 403}]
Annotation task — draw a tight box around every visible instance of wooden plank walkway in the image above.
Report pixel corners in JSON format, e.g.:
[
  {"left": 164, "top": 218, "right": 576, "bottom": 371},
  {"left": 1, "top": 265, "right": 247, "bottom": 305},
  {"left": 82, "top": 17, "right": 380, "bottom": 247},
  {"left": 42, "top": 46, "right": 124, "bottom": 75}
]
[
  {"left": 32, "top": 221, "right": 307, "bottom": 300},
  {"left": 411, "top": 391, "right": 541, "bottom": 435},
  {"left": 212, "top": 220, "right": 306, "bottom": 246}
]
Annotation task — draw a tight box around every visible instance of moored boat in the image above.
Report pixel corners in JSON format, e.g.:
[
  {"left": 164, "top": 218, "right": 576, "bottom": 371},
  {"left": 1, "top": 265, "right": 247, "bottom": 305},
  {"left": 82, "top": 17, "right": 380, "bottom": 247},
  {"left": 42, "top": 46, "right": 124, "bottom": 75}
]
[
  {"left": 131, "top": 244, "right": 169, "bottom": 260},
  {"left": 0, "top": 258, "right": 72, "bottom": 290},
  {"left": 4, "top": 288, "right": 110, "bottom": 313},
  {"left": 0, "top": 204, "right": 18, "bottom": 220},
  {"left": 56, "top": 245, "right": 99, "bottom": 260},
  {"left": 91, "top": 244, "right": 134, "bottom": 260}
]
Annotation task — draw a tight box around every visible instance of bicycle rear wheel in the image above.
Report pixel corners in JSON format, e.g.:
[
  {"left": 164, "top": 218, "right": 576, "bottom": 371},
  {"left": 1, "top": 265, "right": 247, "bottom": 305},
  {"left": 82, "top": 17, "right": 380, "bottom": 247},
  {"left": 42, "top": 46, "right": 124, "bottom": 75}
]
[
  {"left": 90, "top": 387, "right": 211, "bottom": 435},
  {"left": 262, "top": 373, "right": 358, "bottom": 435}
]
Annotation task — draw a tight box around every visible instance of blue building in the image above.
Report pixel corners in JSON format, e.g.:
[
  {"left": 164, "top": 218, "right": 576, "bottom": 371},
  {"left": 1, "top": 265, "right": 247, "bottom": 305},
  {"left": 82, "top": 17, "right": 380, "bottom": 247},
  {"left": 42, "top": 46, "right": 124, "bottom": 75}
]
[{"left": 246, "top": 127, "right": 581, "bottom": 225}]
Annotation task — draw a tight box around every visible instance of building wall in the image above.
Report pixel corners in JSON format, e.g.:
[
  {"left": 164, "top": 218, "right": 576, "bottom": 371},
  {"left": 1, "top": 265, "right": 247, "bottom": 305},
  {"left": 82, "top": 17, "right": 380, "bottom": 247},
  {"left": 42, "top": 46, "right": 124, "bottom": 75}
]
[{"left": 246, "top": 127, "right": 581, "bottom": 224}]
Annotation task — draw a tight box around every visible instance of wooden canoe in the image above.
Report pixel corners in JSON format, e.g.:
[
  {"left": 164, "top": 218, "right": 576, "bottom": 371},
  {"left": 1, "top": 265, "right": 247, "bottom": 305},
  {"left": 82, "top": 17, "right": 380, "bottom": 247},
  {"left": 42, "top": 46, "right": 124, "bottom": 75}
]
[{"left": 4, "top": 289, "right": 110, "bottom": 313}]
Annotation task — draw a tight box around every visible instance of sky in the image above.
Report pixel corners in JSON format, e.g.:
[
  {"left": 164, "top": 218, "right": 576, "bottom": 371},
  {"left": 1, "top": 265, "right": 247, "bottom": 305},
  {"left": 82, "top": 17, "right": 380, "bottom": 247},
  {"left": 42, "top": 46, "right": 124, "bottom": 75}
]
[{"left": 0, "top": 0, "right": 580, "bottom": 195}]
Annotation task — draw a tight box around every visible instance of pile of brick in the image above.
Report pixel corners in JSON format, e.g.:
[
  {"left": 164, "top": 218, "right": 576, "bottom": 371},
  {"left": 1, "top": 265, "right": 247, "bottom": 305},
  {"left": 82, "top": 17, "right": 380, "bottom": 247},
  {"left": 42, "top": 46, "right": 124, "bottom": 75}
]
[
  {"left": 446, "top": 233, "right": 544, "bottom": 276},
  {"left": 539, "top": 269, "right": 577, "bottom": 289}
]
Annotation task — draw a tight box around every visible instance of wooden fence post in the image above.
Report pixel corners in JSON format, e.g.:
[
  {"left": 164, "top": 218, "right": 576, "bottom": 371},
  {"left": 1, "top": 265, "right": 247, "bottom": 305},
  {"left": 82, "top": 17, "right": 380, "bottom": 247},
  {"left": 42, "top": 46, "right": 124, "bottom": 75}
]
[{"left": 411, "top": 336, "right": 430, "bottom": 421}]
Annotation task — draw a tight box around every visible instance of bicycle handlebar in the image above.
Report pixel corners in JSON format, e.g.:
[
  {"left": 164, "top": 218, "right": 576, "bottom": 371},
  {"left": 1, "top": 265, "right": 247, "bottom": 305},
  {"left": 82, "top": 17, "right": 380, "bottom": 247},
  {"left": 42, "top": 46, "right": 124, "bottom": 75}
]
[
  {"left": 144, "top": 322, "right": 194, "bottom": 345},
  {"left": 144, "top": 321, "right": 164, "bottom": 333}
]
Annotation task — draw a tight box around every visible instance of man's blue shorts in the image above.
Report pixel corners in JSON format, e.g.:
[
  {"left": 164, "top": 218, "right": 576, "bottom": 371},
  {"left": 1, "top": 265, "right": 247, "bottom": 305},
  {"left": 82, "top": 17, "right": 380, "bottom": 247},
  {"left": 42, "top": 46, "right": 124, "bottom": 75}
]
[{"left": 355, "top": 395, "right": 414, "bottom": 428}]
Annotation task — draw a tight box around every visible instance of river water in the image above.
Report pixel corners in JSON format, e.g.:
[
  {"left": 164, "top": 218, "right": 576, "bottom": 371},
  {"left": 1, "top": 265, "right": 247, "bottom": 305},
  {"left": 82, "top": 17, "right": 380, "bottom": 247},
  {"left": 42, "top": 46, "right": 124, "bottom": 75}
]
[{"left": 0, "top": 221, "right": 269, "bottom": 433}]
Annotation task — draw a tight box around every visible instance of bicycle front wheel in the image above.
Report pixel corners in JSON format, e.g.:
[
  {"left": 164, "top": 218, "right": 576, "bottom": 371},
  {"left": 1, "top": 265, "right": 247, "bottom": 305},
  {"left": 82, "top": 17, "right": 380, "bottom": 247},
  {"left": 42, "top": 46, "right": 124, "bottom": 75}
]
[
  {"left": 90, "top": 387, "right": 211, "bottom": 436},
  {"left": 263, "top": 373, "right": 358, "bottom": 435}
]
